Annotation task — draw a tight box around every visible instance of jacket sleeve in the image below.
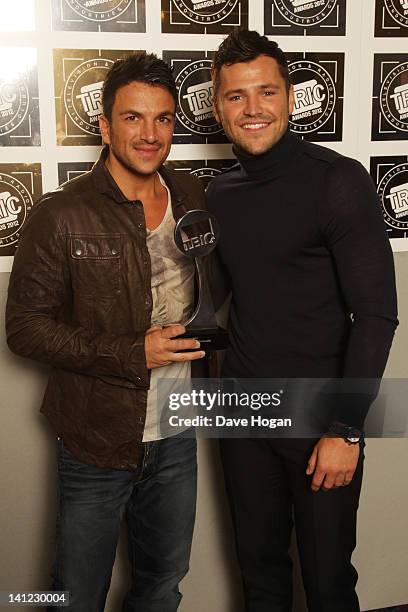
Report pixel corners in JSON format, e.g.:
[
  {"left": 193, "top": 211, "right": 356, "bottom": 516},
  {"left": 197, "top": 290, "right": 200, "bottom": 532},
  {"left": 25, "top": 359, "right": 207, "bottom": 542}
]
[
  {"left": 320, "top": 157, "right": 399, "bottom": 426},
  {"left": 5, "top": 196, "right": 149, "bottom": 389}
]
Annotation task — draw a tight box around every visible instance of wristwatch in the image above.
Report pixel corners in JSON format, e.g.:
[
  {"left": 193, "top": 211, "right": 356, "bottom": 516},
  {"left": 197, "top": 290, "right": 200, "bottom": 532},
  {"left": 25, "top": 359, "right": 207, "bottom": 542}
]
[{"left": 328, "top": 422, "right": 364, "bottom": 445}]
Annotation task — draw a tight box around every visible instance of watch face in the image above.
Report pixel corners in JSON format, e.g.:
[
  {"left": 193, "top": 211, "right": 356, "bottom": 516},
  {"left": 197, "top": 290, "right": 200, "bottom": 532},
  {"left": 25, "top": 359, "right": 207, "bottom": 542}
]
[{"left": 347, "top": 428, "right": 362, "bottom": 443}]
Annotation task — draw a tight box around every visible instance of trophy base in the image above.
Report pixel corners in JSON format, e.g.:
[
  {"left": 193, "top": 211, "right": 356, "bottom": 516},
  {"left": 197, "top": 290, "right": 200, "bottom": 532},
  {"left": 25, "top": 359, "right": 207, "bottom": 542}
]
[{"left": 177, "top": 326, "right": 229, "bottom": 352}]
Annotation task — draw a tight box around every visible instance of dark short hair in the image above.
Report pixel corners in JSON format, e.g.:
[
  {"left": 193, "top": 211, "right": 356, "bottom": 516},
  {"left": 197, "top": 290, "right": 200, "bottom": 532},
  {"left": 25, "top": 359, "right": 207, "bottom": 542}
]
[
  {"left": 102, "top": 52, "right": 177, "bottom": 121},
  {"left": 212, "top": 29, "right": 291, "bottom": 97}
]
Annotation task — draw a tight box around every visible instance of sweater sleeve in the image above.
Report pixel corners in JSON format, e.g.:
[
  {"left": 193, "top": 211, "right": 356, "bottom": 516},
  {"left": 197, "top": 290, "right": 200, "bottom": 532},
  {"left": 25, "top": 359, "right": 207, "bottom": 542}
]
[
  {"left": 206, "top": 180, "right": 233, "bottom": 311},
  {"left": 319, "top": 157, "right": 398, "bottom": 426}
]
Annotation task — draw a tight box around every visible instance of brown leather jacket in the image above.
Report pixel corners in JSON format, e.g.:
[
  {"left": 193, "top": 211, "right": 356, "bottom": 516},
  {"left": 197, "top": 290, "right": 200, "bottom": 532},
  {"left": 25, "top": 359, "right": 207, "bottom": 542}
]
[{"left": 6, "top": 149, "right": 209, "bottom": 470}]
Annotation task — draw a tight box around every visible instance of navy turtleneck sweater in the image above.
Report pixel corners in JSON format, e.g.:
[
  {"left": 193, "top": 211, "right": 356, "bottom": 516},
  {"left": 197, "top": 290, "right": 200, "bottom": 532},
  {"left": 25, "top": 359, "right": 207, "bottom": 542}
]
[{"left": 207, "top": 129, "right": 398, "bottom": 427}]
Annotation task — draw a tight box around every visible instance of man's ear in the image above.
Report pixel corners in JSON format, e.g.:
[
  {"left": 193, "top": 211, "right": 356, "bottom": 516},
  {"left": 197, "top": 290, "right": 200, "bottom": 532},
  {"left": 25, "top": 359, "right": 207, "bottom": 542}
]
[
  {"left": 288, "top": 84, "right": 294, "bottom": 116},
  {"left": 99, "top": 114, "right": 111, "bottom": 145}
]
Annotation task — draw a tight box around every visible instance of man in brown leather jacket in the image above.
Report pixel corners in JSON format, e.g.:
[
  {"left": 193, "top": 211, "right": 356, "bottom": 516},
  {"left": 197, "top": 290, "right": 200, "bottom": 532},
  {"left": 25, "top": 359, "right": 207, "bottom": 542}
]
[{"left": 6, "top": 52, "right": 207, "bottom": 612}]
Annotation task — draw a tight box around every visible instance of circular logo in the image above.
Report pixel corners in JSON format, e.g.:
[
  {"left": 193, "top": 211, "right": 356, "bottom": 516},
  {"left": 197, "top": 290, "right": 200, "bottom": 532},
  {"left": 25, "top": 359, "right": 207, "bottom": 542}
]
[
  {"left": 380, "top": 62, "right": 408, "bottom": 133},
  {"left": 0, "top": 173, "right": 33, "bottom": 248},
  {"left": 65, "top": 0, "right": 132, "bottom": 22},
  {"left": 275, "top": 0, "right": 338, "bottom": 26},
  {"left": 288, "top": 60, "right": 336, "bottom": 134},
  {"left": 64, "top": 58, "right": 114, "bottom": 135},
  {"left": 377, "top": 163, "right": 408, "bottom": 231},
  {"left": 174, "top": 209, "right": 219, "bottom": 258},
  {"left": 191, "top": 167, "right": 221, "bottom": 190},
  {"left": 176, "top": 60, "right": 222, "bottom": 136},
  {"left": 0, "top": 79, "right": 29, "bottom": 137},
  {"left": 173, "top": 0, "right": 237, "bottom": 25},
  {"left": 384, "top": 0, "right": 408, "bottom": 28}
]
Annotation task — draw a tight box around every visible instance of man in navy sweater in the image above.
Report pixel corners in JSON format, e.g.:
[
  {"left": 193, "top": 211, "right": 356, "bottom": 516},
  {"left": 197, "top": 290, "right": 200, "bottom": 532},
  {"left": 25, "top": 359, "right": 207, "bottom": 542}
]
[{"left": 207, "top": 30, "right": 398, "bottom": 611}]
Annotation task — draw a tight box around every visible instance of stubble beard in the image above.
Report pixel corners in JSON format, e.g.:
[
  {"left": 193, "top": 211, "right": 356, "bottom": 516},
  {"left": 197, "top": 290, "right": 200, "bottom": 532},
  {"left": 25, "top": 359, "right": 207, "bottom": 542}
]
[
  {"left": 219, "top": 108, "right": 290, "bottom": 157},
  {"left": 110, "top": 142, "right": 165, "bottom": 178},
  {"left": 225, "top": 125, "right": 274, "bottom": 157},
  {"left": 218, "top": 114, "right": 266, "bottom": 156}
]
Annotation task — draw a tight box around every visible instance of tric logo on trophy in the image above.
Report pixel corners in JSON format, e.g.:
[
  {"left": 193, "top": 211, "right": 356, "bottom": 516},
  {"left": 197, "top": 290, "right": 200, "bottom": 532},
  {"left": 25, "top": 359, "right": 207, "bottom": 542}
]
[
  {"left": 174, "top": 210, "right": 228, "bottom": 351},
  {"left": 181, "top": 214, "right": 216, "bottom": 253}
]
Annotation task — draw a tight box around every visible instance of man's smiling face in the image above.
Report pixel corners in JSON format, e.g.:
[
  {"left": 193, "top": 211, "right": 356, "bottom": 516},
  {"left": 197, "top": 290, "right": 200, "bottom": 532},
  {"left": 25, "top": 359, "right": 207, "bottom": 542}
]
[
  {"left": 213, "top": 54, "right": 294, "bottom": 156},
  {"left": 99, "top": 81, "right": 175, "bottom": 177}
]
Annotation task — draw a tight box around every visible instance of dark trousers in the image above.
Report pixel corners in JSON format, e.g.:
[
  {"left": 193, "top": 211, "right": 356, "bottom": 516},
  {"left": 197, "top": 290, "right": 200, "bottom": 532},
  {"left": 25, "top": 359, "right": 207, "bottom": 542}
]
[
  {"left": 49, "top": 435, "right": 197, "bottom": 612},
  {"left": 220, "top": 438, "right": 364, "bottom": 612}
]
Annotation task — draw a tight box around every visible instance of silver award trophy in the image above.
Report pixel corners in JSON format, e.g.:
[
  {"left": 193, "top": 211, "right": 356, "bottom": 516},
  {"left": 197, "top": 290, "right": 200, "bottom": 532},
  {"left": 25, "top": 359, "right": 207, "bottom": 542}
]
[{"left": 174, "top": 209, "right": 228, "bottom": 351}]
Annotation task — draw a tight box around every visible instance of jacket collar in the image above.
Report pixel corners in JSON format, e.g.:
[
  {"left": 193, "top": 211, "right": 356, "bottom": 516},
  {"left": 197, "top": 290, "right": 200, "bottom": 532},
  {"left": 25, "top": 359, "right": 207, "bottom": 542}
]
[
  {"left": 91, "top": 145, "right": 186, "bottom": 208},
  {"left": 91, "top": 146, "right": 128, "bottom": 204}
]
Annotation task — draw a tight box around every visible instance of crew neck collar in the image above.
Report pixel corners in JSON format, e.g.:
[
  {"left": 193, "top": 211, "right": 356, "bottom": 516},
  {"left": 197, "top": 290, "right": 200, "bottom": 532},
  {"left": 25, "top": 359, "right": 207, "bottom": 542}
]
[{"left": 234, "top": 128, "right": 303, "bottom": 179}]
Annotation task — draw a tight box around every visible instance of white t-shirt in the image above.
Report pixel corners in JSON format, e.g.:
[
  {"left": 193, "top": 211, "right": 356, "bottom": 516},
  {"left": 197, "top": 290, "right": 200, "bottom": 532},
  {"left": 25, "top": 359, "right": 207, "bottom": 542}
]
[{"left": 142, "top": 174, "right": 195, "bottom": 441}]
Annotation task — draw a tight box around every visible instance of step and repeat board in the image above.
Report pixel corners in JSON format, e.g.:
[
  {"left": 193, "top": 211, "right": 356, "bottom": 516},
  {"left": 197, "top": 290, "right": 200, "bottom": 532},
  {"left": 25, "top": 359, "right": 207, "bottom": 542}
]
[{"left": 0, "top": 0, "right": 407, "bottom": 270}]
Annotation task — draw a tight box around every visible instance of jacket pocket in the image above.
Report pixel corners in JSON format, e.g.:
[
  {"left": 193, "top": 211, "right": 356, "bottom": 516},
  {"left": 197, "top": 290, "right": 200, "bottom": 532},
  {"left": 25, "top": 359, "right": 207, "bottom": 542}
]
[{"left": 70, "top": 234, "right": 122, "bottom": 296}]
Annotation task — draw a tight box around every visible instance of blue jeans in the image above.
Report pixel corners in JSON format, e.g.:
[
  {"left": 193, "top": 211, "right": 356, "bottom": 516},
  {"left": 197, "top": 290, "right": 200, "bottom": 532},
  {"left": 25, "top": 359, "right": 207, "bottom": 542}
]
[{"left": 49, "top": 435, "right": 197, "bottom": 612}]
